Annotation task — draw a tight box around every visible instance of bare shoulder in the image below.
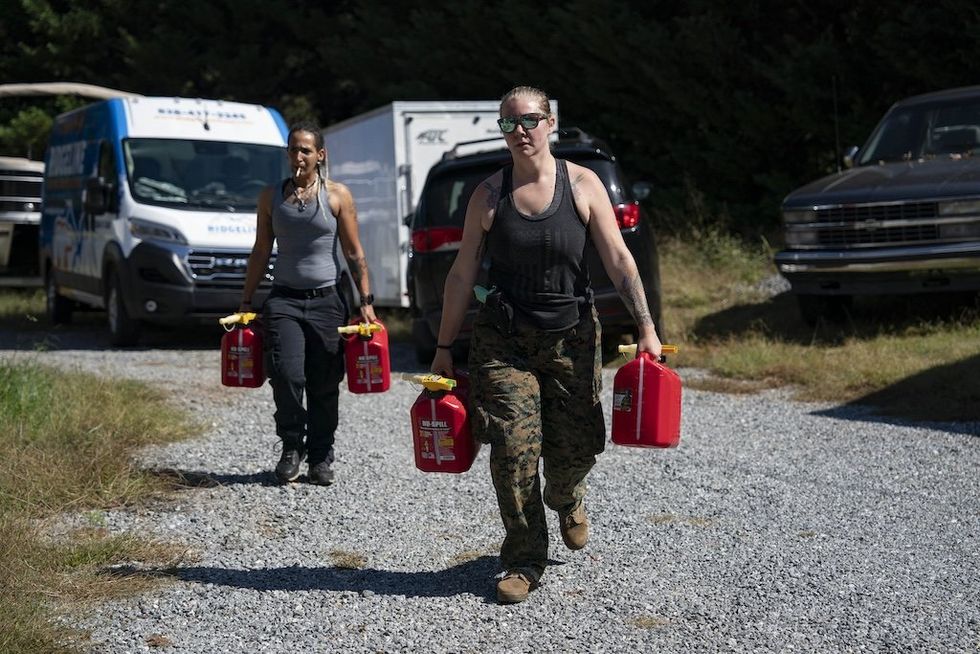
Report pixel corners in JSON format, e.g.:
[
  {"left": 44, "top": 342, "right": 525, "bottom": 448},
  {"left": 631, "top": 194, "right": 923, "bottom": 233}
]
[
  {"left": 257, "top": 185, "right": 275, "bottom": 215},
  {"left": 564, "top": 160, "right": 603, "bottom": 198},
  {"left": 471, "top": 170, "right": 504, "bottom": 211},
  {"left": 326, "top": 179, "right": 353, "bottom": 202},
  {"left": 326, "top": 179, "right": 356, "bottom": 218}
]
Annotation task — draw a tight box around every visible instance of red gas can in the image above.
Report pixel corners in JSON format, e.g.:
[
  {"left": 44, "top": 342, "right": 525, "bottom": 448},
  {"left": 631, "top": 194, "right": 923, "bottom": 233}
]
[
  {"left": 339, "top": 321, "right": 391, "bottom": 394},
  {"left": 219, "top": 312, "right": 266, "bottom": 388},
  {"left": 407, "top": 371, "right": 479, "bottom": 473},
  {"left": 611, "top": 345, "right": 682, "bottom": 448}
]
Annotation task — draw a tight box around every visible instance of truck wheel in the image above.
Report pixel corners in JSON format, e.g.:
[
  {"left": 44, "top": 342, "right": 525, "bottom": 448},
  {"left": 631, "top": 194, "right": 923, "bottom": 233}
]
[
  {"left": 106, "top": 272, "right": 141, "bottom": 346},
  {"left": 45, "top": 271, "right": 73, "bottom": 324},
  {"left": 797, "top": 294, "right": 852, "bottom": 326}
]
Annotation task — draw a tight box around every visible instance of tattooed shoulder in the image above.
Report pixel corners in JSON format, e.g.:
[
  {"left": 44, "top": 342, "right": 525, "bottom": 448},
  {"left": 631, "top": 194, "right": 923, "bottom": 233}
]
[
  {"left": 482, "top": 180, "right": 500, "bottom": 210},
  {"left": 570, "top": 172, "right": 588, "bottom": 201}
]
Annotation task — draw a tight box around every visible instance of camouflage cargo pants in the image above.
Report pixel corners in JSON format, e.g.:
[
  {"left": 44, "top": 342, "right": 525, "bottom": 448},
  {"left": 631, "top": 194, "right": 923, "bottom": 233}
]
[{"left": 469, "top": 306, "right": 606, "bottom": 581}]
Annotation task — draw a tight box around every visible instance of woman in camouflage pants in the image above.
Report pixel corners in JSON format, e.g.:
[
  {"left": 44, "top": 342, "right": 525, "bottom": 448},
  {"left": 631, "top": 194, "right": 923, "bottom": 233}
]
[{"left": 430, "top": 85, "right": 663, "bottom": 604}]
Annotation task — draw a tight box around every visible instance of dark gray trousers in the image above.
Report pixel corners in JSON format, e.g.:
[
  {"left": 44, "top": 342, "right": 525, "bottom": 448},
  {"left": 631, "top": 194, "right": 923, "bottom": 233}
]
[{"left": 263, "top": 286, "right": 347, "bottom": 466}]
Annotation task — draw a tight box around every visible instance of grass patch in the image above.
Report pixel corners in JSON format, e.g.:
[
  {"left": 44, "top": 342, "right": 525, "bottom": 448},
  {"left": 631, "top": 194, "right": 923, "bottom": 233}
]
[
  {"left": 658, "top": 229, "right": 980, "bottom": 422},
  {"left": 0, "top": 358, "right": 197, "bottom": 652},
  {"left": 0, "top": 287, "right": 44, "bottom": 319},
  {"left": 629, "top": 615, "right": 671, "bottom": 629},
  {"left": 328, "top": 549, "right": 368, "bottom": 569}
]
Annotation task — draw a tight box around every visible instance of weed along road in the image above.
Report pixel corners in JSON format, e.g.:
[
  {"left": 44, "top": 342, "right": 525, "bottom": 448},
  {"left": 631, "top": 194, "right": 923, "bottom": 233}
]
[{"left": 2, "top": 328, "right": 978, "bottom": 653}]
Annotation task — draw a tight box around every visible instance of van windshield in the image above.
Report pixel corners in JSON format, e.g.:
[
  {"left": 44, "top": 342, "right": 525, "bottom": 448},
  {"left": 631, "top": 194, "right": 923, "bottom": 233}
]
[
  {"left": 123, "top": 139, "right": 288, "bottom": 210},
  {"left": 858, "top": 97, "right": 980, "bottom": 165}
]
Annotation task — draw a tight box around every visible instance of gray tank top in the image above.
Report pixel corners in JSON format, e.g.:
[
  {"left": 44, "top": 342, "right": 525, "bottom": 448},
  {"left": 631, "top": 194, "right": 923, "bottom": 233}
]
[
  {"left": 487, "top": 159, "right": 592, "bottom": 331},
  {"left": 270, "top": 178, "right": 340, "bottom": 289}
]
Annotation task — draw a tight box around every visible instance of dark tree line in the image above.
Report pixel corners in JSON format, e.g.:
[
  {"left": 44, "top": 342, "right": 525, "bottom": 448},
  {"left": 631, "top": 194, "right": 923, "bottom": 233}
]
[{"left": 2, "top": 0, "right": 979, "bottom": 238}]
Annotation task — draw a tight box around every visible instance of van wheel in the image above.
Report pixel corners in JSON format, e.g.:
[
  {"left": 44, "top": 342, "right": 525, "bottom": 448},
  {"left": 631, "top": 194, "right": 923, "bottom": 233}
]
[
  {"left": 45, "top": 272, "right": 73, "bottom": 324},
  {"left": 106, "top": 272, "right": 141, "bottom": 346}
]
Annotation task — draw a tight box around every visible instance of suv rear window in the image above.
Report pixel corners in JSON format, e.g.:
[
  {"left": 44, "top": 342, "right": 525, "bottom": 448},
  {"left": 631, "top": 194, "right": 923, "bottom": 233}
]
[{"left": 416, "top": 153, "right": 628, "bottom": 229}]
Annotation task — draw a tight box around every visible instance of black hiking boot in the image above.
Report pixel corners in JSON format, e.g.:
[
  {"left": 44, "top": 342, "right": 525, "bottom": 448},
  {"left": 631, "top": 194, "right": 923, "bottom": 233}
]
[
  {"left": 308, "top": 460, "right": 335, "bottom": 485},
  {"left": 275, "top": 447, "right": 305, "bottom": 483}
]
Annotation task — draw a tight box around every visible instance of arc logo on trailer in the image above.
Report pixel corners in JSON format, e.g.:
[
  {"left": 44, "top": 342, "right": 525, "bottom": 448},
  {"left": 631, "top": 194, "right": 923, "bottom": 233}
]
[{"left": 416, "top": 129, "right": 448, "bottom": 145}]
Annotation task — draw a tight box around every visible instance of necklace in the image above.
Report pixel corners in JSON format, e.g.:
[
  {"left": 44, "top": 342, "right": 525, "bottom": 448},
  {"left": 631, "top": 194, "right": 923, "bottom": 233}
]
[{"left": 292, "top": 177, "right": 318, "bottom": 212}]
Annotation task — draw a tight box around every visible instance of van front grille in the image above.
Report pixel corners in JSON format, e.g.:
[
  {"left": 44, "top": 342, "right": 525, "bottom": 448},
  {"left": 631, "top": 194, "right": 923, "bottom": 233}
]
[{"left": 187, "top": 250, "right": 275, "bottom": 289}]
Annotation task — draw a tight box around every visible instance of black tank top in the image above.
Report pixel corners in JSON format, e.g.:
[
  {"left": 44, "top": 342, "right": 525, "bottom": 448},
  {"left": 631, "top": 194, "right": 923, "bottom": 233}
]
[{"left": 487, "top": 158, "right": 593, "bottom": 331}]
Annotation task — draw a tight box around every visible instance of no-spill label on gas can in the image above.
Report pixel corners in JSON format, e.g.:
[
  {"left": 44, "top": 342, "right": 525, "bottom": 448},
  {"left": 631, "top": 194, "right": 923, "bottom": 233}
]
[
  {"left": 356, "top": 354, "right": 384, "bottom": 383},
  {"left": 612, "top": 388, "right": 633, "bottom": 413},
  {"left": 418, "top": 421, "right": 457, "bottom": 461}
]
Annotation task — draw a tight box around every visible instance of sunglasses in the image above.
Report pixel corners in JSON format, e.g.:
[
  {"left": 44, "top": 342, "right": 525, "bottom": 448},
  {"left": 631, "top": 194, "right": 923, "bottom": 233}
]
[{"left": 497, "top": 113, "right": 549, "bottom": 134}]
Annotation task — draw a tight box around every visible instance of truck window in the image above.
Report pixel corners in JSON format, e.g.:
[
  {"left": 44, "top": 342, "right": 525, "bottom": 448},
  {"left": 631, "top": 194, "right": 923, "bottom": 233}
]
[{"left": 860, "top": 98, "right": 980, "bottom": 165}]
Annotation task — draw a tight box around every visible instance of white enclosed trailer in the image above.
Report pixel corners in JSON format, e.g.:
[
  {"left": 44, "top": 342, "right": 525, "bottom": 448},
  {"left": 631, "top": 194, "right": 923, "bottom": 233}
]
[{"left": 324, "top": 101, "right": 526, "bottom": 308}]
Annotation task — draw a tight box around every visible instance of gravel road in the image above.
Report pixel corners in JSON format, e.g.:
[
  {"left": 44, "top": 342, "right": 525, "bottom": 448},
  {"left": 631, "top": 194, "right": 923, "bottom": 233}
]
[{"left": 2, "top": 323, "right": 978, "bottom": 653}]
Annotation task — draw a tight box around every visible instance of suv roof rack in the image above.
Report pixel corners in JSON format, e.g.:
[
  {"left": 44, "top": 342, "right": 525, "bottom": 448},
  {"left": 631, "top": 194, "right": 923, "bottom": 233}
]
[{"left": 440, "top": 126, "right": 600, "bottom": 162}]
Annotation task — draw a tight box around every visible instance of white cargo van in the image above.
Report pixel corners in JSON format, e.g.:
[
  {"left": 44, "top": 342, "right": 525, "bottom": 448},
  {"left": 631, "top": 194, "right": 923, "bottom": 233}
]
[
  {"left": 40, "top": 96, "right": 289, "bottom": 345},
  {"left": 0, "top": 156, "right": 44, "bottom": 286},
  {"left": 324, "top": 101, "right": 557, "bottom": 308}
]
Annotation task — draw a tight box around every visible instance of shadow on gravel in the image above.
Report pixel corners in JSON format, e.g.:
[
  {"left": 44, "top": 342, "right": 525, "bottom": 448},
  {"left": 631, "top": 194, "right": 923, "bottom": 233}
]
[
  {"left": 151, "top": 468, "right": 279, "bottom": 488},
  {"left": 810, "top": 354, "right": 980, "bottom": 437},
  {"left": 0, "top": 317, "right": 219, "bottom": 352},
  {"left": 170, "top": 557, "right": 501, "bottom": 601}
]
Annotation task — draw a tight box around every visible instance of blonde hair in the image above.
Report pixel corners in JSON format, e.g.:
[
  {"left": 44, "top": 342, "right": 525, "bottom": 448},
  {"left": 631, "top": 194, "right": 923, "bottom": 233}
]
[{"left": 500, "top": 85, "right": 552, "bottom": 116}]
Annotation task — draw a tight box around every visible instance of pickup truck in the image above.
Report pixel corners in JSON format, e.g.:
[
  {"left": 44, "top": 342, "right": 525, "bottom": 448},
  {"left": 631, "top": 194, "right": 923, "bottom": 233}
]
[{"left": 775, "top": 85, "right": 980, "bottom": 324}]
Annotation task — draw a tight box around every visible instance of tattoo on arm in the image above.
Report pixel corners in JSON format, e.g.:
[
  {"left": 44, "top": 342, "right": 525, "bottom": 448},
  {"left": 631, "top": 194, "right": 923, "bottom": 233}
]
[
  {"left": 620, "top": 273, "right": 654, "bottom": 328},
  {"left": 349, "top": 255, "right": 369, "bottom": 289},
  {"left": 570, "top": 173, "right": 586, "bottom": 201},
  {"left": 482, "top": 181, "right": 500, "bottom": 210}
]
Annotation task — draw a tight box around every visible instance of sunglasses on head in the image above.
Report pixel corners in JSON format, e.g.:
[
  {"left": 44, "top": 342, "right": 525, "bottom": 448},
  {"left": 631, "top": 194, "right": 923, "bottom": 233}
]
[{"left": 497, "top": 113, "right": 548, "bottom": 134}]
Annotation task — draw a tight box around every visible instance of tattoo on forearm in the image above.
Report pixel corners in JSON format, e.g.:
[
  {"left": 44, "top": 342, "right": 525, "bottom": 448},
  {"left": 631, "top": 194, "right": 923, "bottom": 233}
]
[
  {"left": 483, "top": 181, "right": 500, "bottom": 210},
  {"left": 620, "top": 273, "right": 654, "bottom": 327},
  {"left": 349, "top": 255, "right": 369, "bottom": 287}
]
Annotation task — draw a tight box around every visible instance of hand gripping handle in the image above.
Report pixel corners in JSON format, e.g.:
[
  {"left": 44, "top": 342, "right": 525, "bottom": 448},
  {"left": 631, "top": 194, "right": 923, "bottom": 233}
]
[
  {"left": 218, "top": 312, "right": 258, "bottom": 330},
  {"left": 401, "top": 372, "right": 457, "bottom": 392},
  {"left": 337, "top": 322, "right": 383, "bottom": 337},
  {"left": 618, "top": 343, "right": 679, "bottom": 361}
]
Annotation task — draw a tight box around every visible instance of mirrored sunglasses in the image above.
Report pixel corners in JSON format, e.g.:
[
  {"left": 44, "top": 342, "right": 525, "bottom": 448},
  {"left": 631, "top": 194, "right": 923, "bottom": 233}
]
[{"left": 497, "top": 113, "right": 548, "bottom": 134}]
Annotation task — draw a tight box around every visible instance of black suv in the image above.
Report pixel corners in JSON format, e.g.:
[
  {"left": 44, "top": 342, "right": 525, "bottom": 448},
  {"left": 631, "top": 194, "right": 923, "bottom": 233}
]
[{"left": 406, "top": 128, "right": 663, "bottom": 363}]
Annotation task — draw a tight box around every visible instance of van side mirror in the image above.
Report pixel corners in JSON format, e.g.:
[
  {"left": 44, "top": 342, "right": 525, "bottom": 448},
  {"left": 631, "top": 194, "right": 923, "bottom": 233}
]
[
  {"left": 843, "top": 146, "right": 859, "bottom": 169},
  {"left": 632, "top": 181, "right": 652, "bottom": 201},
  {"left": 83, "top": 177, "right": 108, "bottom": 214}
]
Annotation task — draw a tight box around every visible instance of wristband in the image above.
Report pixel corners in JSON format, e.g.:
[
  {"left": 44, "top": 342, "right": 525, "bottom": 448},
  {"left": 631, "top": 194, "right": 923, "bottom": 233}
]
[{"left": 436, "top": 344, "right": 452, "bottom": 349}]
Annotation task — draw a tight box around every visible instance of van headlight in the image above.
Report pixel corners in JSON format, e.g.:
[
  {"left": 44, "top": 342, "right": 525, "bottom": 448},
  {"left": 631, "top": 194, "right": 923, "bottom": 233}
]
[
  {"left": 130, "top": 218, "right": 187, "bottom": 245},
  {"left": 938, "top": 200, "right": 980, "bottom": 216},
  {"left": 782, "top": 208, "right": 817, "bottom": 224}
]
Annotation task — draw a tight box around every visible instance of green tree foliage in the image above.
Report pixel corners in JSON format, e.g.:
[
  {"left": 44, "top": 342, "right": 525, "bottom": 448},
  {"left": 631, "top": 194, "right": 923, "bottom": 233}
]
[{"left": 2, "top": 0, "right": 979, "bottom": 237}]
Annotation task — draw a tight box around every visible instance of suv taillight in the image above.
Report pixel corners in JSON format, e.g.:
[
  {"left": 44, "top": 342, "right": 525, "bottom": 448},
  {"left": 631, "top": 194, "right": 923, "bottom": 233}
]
[
  {"left": 411, "top": 227, "right": 464, "bottom": 252},
  {"left": 614, "top": 202, "right": 640, "bottom": 230}
]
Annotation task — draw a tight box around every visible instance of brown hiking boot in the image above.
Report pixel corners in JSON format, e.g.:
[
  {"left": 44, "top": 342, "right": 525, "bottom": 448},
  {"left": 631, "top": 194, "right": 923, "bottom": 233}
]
[
  {"left": 560, "top": 502, "right": 589, "bottom": 550},
  {"left": 496, "top": 570, "right": 535, "bottom": 604}
]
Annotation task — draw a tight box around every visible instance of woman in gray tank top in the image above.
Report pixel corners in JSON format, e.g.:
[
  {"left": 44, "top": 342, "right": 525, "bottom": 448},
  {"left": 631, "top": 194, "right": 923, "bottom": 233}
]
[
  {"left": 240, "top": 121, "right": 376, "bottom": 486},
  {"left": 431, "top": 86, "right": 664, "bottom": 604}
]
